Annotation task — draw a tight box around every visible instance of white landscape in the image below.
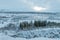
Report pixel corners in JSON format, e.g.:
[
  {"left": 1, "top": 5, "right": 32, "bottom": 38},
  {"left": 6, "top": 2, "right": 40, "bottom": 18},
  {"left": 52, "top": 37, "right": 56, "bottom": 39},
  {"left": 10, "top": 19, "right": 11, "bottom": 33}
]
[
  {"left": 0, "top": 0, "right": 60, "bottom": 40},
  {"left": 0, "top": 33, "right": 60, "bottom": 40},
  {"left": 0, "top": 13, "right": 60, "bottom": 40}
]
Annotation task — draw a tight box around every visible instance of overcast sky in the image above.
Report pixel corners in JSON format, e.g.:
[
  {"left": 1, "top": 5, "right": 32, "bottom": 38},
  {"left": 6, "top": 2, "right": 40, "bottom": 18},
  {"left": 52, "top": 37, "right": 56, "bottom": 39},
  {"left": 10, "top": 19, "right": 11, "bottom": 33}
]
[{"left": 0, "top": 0, "right": 60, "bottom": 12}]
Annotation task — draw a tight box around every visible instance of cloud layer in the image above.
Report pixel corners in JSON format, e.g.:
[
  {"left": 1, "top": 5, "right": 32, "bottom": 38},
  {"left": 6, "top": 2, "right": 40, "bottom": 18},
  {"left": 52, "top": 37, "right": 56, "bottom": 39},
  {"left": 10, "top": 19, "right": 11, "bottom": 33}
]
[{"left": 0, "top": 0, "right": 60, "bottom": 12}]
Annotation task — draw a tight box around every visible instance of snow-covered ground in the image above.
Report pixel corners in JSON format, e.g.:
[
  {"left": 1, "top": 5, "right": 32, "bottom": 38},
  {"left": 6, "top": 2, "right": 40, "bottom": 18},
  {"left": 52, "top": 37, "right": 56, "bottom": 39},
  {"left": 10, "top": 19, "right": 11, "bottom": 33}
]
[
  {"left": 0, "top": 13, "right": 60, "bottom": 40},
  {"left": 0, "top": 32, "right": 60, "bottom": 40},
  {"left": 0, "top": 33, "right": 26, "bottom": 40}
]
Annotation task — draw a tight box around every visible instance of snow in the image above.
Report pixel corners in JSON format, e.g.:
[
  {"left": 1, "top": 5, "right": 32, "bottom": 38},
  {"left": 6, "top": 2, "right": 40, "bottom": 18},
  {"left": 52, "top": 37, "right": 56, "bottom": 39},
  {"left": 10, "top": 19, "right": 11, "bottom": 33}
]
[
  {"left": 0, "top": 13, "right": 60, "bottom": 40},
  {"left": 0, "top": 28, "right": 60, "bottom": 40},
  {"left": 29, "top": 37, "right": 60, "bottom": 40},
  {"left": 11, "top": 28, "right": 60, "bottom": 39},
  {"left": 0, "top": 33, "right": 26, "bottom": 40},
  {"left": 0, "top": 33, "right": 60, "bottom": 40},
  {"left": 47, "top": 19, "right": 60, "bottom": 23}
]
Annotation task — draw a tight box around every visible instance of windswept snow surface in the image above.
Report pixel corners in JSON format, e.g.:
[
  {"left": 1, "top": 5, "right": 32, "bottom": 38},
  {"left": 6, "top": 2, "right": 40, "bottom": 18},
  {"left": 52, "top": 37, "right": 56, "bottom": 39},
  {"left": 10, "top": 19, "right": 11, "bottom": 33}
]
[
  {"left": 0, "top": 33, "right": 60, "bottom": 40},
  {"left": 0, "top": 13, "right": 60, "bottom": 40},
  {"left": 0, "top": 33, "right": 26, "bottom": 40}
]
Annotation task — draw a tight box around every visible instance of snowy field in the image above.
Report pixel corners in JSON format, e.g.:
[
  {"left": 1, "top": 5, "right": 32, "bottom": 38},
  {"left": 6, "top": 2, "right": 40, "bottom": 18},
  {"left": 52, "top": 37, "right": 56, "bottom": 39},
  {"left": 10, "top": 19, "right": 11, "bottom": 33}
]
[
  {"left": 0, "top": 28, "right": 60, "bottom": 40},
  {"left": 0, "top": 33, "right": 60, "bottom": 40},
  {"left": 0, "top": 13, "right": 60, "bottom": 40}
]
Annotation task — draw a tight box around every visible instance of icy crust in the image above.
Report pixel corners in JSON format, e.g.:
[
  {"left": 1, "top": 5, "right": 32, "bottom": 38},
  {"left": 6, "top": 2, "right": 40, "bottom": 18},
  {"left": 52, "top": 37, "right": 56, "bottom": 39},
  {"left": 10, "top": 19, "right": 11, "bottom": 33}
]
[
  {"left": 0, "top": 33, "right": 26, "bottom": 40},
  {"left": 1, "top": 21, "right": 60, "bottom": 39},
  {"left": 0, "top": 27, "right": 60, "bottom": 39},
  {"left": 8, "top": 28, "right": 60, "bottom": 39},
  {"left": 0, "top": 13, "right": 60, "bottom": 40},
  {"left": 1, "top": 25, "right": 60, "bottom": 39},
  {"left": 0, "top": 20, "right": 60, "bottom": 39},
  {"left": 0, "top": 33, "right": 60, "bottom": 40}
]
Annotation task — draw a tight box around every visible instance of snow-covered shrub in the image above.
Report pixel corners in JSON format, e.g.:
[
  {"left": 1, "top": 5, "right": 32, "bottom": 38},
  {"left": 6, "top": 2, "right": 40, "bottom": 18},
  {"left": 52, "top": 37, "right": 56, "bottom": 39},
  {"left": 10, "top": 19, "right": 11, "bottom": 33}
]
[
  {"left": 3, "top": 23, "right": 16, "bottom": 30},
  {"left": 20, "top": 21, "right": 32, "bottom": 29},
  {"left": 34, "top": 20, "right": 47, "bottom": 27},
  {"left": 47, "top": 21, "right": 60, "bottom": 26},
  {"left": 47, "top": 21, "right": 56, "bottom": 26}
]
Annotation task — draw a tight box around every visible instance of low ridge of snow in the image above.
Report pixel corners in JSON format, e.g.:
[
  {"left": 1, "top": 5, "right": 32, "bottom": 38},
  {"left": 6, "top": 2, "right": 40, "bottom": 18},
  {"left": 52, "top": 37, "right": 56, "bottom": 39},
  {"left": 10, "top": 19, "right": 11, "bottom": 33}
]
[
  {"left": 0, "top": 33, "right": 60, "bottom": 40},
  {"left": 0, "top": 33, "right": 26, "bottom": 40},
  {"left": 0, "top": 13, "right": 60, "bottom": 40}
]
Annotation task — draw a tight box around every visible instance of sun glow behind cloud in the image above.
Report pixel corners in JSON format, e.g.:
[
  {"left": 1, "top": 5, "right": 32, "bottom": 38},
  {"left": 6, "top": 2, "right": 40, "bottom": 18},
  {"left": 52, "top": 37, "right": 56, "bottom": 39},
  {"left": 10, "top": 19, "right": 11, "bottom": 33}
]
[
  {"left": 33, "top": 6, "right": 46, "bottom": 12},
  {"left": 20, "top": 0, "right": 47, "bottom": 12},
  {"left": 0, "top": 0, "right": 60, "bottom": 12}
]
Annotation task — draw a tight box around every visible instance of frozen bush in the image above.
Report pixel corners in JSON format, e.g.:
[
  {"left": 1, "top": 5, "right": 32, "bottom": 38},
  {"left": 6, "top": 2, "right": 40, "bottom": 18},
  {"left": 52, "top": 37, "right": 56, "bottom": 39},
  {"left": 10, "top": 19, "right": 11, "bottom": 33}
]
[
  {"left": 4, "top": 23, "right": 16, "bottom": 30},
  {"left": 34, "top": 20, "right": 47, "bottom": 27},
  {"left": 20, "top": 21, "right": 32, "bottom": 29},
  {"left": 47, "top": 21, "right": 60, "bottom": 26}
]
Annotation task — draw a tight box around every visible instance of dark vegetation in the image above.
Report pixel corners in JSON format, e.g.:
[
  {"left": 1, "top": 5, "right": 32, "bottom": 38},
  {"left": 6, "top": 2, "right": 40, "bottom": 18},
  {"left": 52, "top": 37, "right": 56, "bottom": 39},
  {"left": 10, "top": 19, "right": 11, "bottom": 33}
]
[
  {"left": 20, "top": 20, "right": 47, "bottom": 29},
  {"left": 0, "top": 23, "right": 16, "bottom": 30},
  {"left": 20, "top": 21, "right": 33, "bottom": 29},
  {"left": 47, "top": 21, "right": 60, "bottom": 26},
  {"left": 34, "top": 21, "right": 46, "bottom": 27},
  {"left": 20, "top": 20, "right": 60, "bottom": 30},
  {"left": 1, "top": 20, "right": 60, "bottom": 31}
]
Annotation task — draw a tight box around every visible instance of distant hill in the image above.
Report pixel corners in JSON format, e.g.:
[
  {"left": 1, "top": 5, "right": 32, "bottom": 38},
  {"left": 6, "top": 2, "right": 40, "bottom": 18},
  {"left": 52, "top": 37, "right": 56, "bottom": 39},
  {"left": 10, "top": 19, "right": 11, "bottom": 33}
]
[{"left": 0, "top": 12, "right": 57, "bottom": 14}]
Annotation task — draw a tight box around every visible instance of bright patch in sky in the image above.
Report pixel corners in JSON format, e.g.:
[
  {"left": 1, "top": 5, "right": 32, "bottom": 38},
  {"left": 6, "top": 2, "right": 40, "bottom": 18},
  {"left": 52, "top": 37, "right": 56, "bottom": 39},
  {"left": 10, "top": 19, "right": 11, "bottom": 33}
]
[
  {"left": 33, "top": 6, "right": 46, "bottom": 12},
  {"left": 0, "top": 0, "right": 59, "bottom": 12}
]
